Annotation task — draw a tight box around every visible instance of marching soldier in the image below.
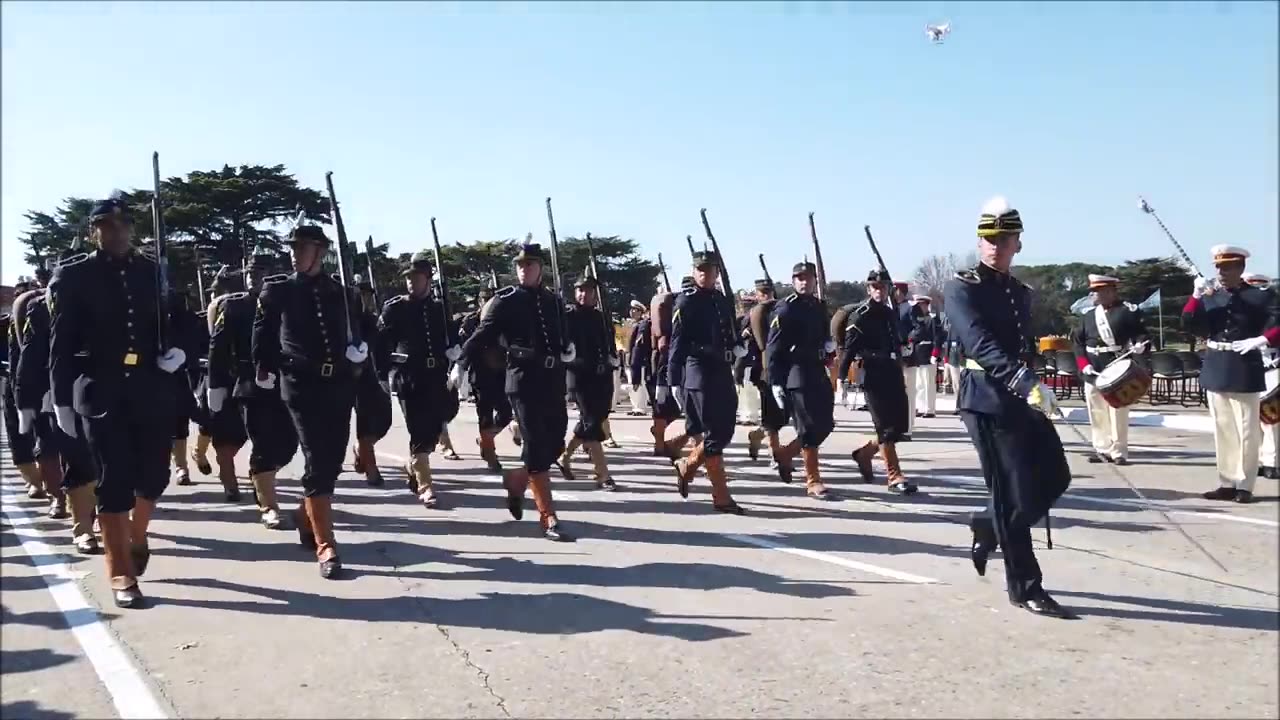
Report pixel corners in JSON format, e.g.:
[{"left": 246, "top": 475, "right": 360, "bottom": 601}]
[
  {"left": 559, "top": 271, "right": 620, "bottom": 490},
  {"left": 745, "top": 279, "right": 791, "bottom": 473},
  {"left": 4, "top": 280, "right": 45, "bottom": 501},
  {"left": 893, "top": 281, "right": 918, "bottom": 436},
  {"left": 350, "top": 276, "right": 392, "bottom": 487},
  {"left": 1071, "top": 274, "right": 1151, "bottom": 465},
  {"left": 906, "top": 295, "right": 942, "bottom": 418},
  {"left": 837, "top": 271, "right": 917, "bottom": 494},
  {"left": 49, "top": 196, "right": 189, "bottom": 608},
  {"left": 253, "top": 224, "right": 367, "bottom": 578},
  {"left": 459, "top": 242, "right": 573, "bottom": 541},
  {"left": 1182, "top": 246, "right": 1280, "bottom": 504},
  {"left": 11, "top": 281, "right": 69, "bottom": 518},
  {"left": 378, "top": 251, "right": 461, "bottom": 508},
  {"left": 764, "top": 261, "right": 837, "bottom": 499},
  {"left": 945, "top": 195, "right": 1074, "bottom": 618},
  {"left": 167, "top": 290, "right": 205, "bottom": 490},
  {"left": 669, "top": 251, "right": 746, "bottom": 514},
  {"left": 649, "top": 276, "right": 694, "bottom": 459},
  {"left": 1242, "top": 273, "right": 1279, "bottom": 480},
  {"left": 461, "top": 285, "right": 515, "bottom": 471},
  {"left": 208, "top": 253, "right": 293, "bottom": 528},
  {"left": 189, "top": 270, "right": 239, "bottom": 480}
]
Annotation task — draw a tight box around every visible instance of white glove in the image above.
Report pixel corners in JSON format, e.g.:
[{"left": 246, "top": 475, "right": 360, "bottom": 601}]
[
  {"left": 445, "top": 345, "right": 462, "bottom": 362},
  {"left": 447, "top": 362, "right": 462, "bottom": 390},
  {"left": 732, "top": 345, "right": 747, "bottom": 359},
  {"left": 770, "top": 385, "right": 786, "bottom": 409},
  {"left": 456, "top": 367, "right": 471, "bottom": 398},
  {"left": 561, "top": 343, "right": 577, "bottom": 364},
  {"left": 41, "top": 390, "right": 53, "bottom": 413},
  {"left": 207, "top": 387, "right": 228, "bottom": 414},
  {"left": 1027, "top": 381, "right": 1061, "bottom": 418},
  {"left": 929, "top": 356, "right": 939, "bottom": 366},
  {"left": 1193, "top": 276, "right": 1213, "bottom": 298},
  {"left": 55, "top": 406, "right": 77, "bottom": 438},
  {"left": 1233, "top": 336, "right": 1270, "bottom": 355},
  {"left": 345, "top": 342, "right": 369, "bottom": 364},
  {"left": 1081, "top": 365, "right": 1099, "bottom": 377},
  {"left": 18, "top": 408, "right": 35, "bottom": 435},
  {"left": 1131, "top": 340, "right": 1150, "bottom": 354},
  {"left": 656, "top": 385, "right": 670, "bottom": 405},
  {"left": 823, "top": 339, "right": 837, "bottom": 355},
  {"left": 671, "top": 385, "right": 684, "bottom": 410},
  {"left": 157, "top": 347, "right": 186, "bottom": 374},
  {"left": 255, "top": 372, "right": 277, "bottom": 390}
]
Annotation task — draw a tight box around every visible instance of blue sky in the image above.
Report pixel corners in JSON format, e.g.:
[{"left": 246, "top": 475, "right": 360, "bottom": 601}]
[{"left": 3, "top": 1, "right": 1276, "bottom": 287}]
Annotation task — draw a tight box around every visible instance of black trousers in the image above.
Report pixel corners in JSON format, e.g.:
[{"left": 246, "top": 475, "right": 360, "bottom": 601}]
[
  {"left": 754, "top": 378, "right": 787, "bottom": 431},
  {"left": 58, "top": 417, "right": 96, "bottom": 492},
  {"left": 33, "top": 412, "right": 65, "bottom": 459},
  {"left": 395, "top": 368, "right": 450, "bottom": 455},
  {"left": 789, "top": 384, "right": 834, "bottom": 448},
  {"left": 863, "top": 358, "right": 910, "bottom": 444},
  {"left": 83, "top": 401, "right": 174, "bottom": 514},
  {"left": 282, "top": 373, "right": 356, "bottom": 497},
  {"left": 206, "top": 397, "right": 248, "bottom": 449},
  {"left": 646, "top": 377, "right": 681, "bottom": 422},
  {"left": 354, "top": 373, "right": 392, "bottom": 442},
  {"left": 509, "top": 386, "right": 567, "bottom": 473},
  {"left": 171, "top": 371, "right": 196, "bottom": 440},
  {"left": 2, "top": 380, "right": 36, "bottom": 465},
  {"left": 569, "top": 370, "right": 612, "bottom": 442},
  {"left": 474, "top": 369, "right": 512, "bottom": 432},
  {"left": 683, "top": 374, "right": 737, "bottom": 456},
  {"left": 241, "top": 391, "right": 298, "bottom": 475}
]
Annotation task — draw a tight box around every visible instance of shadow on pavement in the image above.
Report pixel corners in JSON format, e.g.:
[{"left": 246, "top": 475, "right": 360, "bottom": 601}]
[
  {"left": 0, "top": 700, "right": 77, "bottom": 720},
  {"left": 1056, "top": 589, "right": 1280, "bottom": 632},
  {"left": 0, "top": 648, "right": 77, "bottom": 675}
]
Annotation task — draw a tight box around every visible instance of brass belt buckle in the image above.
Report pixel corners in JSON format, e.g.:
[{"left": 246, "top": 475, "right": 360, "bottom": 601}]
[
  {"left": 320, "top": 363, "right": 334, "bottom": 377},
  {"left": 123, "top": 352, "right": 139, "bottom": 366},
  {"left": 543, "top": 356, "right": 556, "bottom": 369},
  {"left": 426, "top": 357, "right": 437, "bottom": 369}
]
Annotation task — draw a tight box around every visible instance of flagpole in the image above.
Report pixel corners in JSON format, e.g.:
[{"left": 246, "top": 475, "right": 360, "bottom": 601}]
[{"left": 1159, "top": 302, "right": 1164, "bottom": 348}]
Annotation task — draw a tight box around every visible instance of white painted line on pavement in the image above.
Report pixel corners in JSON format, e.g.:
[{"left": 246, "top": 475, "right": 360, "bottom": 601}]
[
  {"left": 1, "top": 487, "right": 169, "bottom": 720},
  {"left": 724, "top": 533, "right": 941, "bottom": 584}
]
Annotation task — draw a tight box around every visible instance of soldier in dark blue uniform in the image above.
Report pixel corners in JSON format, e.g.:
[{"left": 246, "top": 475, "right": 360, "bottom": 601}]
[
  {"left": 349, "top": 274, "right": 393, "bottom": 487},
  {"left": 209, "top": 253, "right": 293, "bottom": 527},
  {"left": 647, "top": 277, "right": 693, "bottom": 458},
  {"left": 189, "top": 269, "right": 239, "bottom": 480},
  {"left": 379, "top": 251, "right": 460, "bottom": 507},
  {"left": 1182, "top": 245, "right": 1280, "bottom": 504},
  {"left": 252, "top": 224, "right": 367, "bottom": 578},
  {"left": 460, "top": 243, "right": 573, "bottom": 541},
  {"left": 559, "top": 271, "right": 620, "bottom": 490},
  {"left": 166, "top": 289, "right": 204, "bottom": 488},
  {"left": 49, "top": 196, "right": 188, "bottom": 608},
  {"left": 12, "top": 282, "right": 70, "bottom": 519},
  {"left": 765, "top": 261, "right": 837, "bottom": 499},
  {"left": 745, "top": 278, "right": 792, "bottom": 473},
  {"left": 5, "top": 280, "right": 44, "bottom": 501},
  {"left": 944, "top": 196, "right": 1074, "bottom": 619},
  {"left": 668, "top": 251, "right": 745, "bottom": 514},
  {"left": 461, "top": 284, "right": 517, "bottom": 471},
  {"left": 837, "top": 270, "right": 916, "bottom": 493}
]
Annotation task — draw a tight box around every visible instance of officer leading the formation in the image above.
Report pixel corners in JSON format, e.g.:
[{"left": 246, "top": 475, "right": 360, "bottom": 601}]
[
  {"left": 252, "top": 224, "right": 367, "bottom": 578},
  {"left": 669, "top": 250, "right": 745, "bottom": 514},
  {"left": 460, "top": 242, "right": 573, "bottom": 541},
  {"left": 48, "top": 196, "right": 187, "bottom": 609},
  {"left": 764, "top": 260, "right": 837, "bottom": 499},
  {"left": 1071, "top": 274, "right": 1150, "bottom": 465},
  {"left": 379, "top": 251, "right": 461, "bottom": 508},
  {"left": 944, "top": 195, "right": 1074, "bottom": 619}
]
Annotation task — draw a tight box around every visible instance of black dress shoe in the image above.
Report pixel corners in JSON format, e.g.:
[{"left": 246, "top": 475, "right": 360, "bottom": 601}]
[
  {"left": 969, "top": 517, "right": 998, "bottom": 577},
  {"left": 365, "top": 472, "right": 384, "bottom": 488},
  {"left": 1087, "top": 454, "right": 1105, "bottom": 464},
  {"left": 714, "top": 502, "right": 746, "bottom": 515},
  {"left": 888, "top": 480, "right": 917, "bottom": 495},
  {"left": 775, "top": 458, "right": 794, "bottom": 484},
  {"left": 319, "top": 557, "right": 342, "bottom": 579},
  {"left": 1202, "top": 486, "right": 1237, "bottom": 501},
  {"left": 1012, "top": 591, "right": 1077, "bottom": 619},
  {"left": 114, "top": 584, "right": 146, "bottom": 609},
  {"left": 225, "top": 489, "right": 241, "bottom": 502},
  {"left": 900, "top": 434, "right": 912, "bottom": 442},
  {"left": 1235, "top": 490, "right": 1254, "bottom": 504}
]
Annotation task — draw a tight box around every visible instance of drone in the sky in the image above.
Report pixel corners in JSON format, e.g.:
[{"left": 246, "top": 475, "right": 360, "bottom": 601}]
[{"left": 925, "top": 21, "right": 951, "bottom": 44}]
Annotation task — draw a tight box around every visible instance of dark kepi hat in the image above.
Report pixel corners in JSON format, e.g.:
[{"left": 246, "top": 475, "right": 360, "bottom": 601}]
[
  {"left": 290, "top": 224, "right": 331, "bottom": 246},
  {"left": 401, "top": 250, "right": 434, "bottom": 276},
  {"left": 574, "top": 265, "right": 598, "bottom": 289},
  {"left": 87, "top": 195, "right": 129, "bottom": 224},
  {"left": 514, "top": 243, "right": 546, "bottom": 263},
  {"left": 691, "top": 250, "right": 719, "bottom": 268},
  {"left": 246, "top": 251, "right": 277, "bottom": 272},
  {"left": 866, "top": 269, "right": 891, "bottom": 284},
  {"left": 679, "top": 275, "right": 695, "bottom": 290},
  {"left": 792, "top": 261, "right": 817, "bottom": 277},
  {"left": 753, "top": 278, "right": 774, "bottom": 292}
]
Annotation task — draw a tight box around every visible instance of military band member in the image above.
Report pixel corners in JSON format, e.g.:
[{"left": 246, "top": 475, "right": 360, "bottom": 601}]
[
  {"left": 208, "top": 253, "right": 293, "bottom": 528},
  {"left": 350, "top": 275, "right": 393, "bottom": 487},
  {"left": 945, "top": 196, "right": 1074, "bottom": 618},
  {"left": 559, "top": 271, "right": 620, "bottom": 490},
  {"left": 1071, "top": 274, "right": 1151, "bottom": 465},
  {"left": 906, "top": 295, "right": 942, "bottom": 418},
  {"left": 837, "top": 271, "right": 917, "bottom": 494},
  {"left": 764, "top": 261, "right": 837, "bottom": 499},
  {"left": 1182, "top": 247, "right": 1280, "bottom": 504},
  {"left": 668, "top": 251, "right": 745, "bottom": 514},
  {"left": 1242, "top": 273, "right": 1279, "bottom": 480},
  {"left": 460, "top": 243, "right": 573, "bottom": 541},
  {"left": 379, "top": 252, "right": 461, "bottom": 508},
  {"left": 253, "top": 224, "right": 367, "bottom": 578},
  {"left": 49, "top": 196, "right": 188, "bottom": 608},
  {"left": 625, "top": 299, "right": 651, "bottom": 416}
]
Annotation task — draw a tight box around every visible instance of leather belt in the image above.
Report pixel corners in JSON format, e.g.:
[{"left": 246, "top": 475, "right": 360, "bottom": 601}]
[
  {"left": 1206, "top": 340, "right": 1235, "bottom": 351},
  {"left": 1087, "top": 345, "right": 1121, "bottom": 354}
]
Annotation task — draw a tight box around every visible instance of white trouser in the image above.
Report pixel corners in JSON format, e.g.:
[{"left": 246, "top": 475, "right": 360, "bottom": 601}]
[
  {"left": 1083, "top": 380, "right": 1130, "bottom": 460},
  {"left": 946, "top": 363, "right": 963, "bottom": 397},
  {"left": 1207, "top": 390, "right": 1261, "bottom": 492},
  {"left": 739, "top": 383, "right": 762, "bottom": 424},
  {"left": 629, "top": 383, "right": 650, "bottom": 414},
  {"left": 913, "top": 364, "right": 937, "bottom": 415},
  {"left": 1261, "top": 369, "right": 1280, "bottom": 469},
  {"left": 902, "top": 365, "right": 917, "bottom": 431}
]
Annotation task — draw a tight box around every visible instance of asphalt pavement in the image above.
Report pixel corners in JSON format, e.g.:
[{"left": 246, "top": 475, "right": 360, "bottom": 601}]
[{"left": 3, "top": 395, "right": 1277, "bottom": 719}]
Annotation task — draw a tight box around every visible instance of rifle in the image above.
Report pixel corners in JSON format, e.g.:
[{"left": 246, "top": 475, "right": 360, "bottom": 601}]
[
  {"left": 685, "top": 235, "right": 696, "bottom": 259},
  {"left": 808, "top": 212, "right": 827, "bottom": 302},
  {"left": 151, "top": 152, "right": 171, "bottom": 351},
  {"left": 323, "top": 171, "right": 359, "bottom": 346},
  {"left": 364, "top": 235, "right": 381, "bottom": 306},
  {"left": 543, "top": 198, "right": 569, "bottom": 343},
  {"left": 657, "top": 252, "right": 672, "bottom": 293},
  {"left": 489, "top": 268, "right": 499, "bottom": 290},
  {"left": 757, "top": 254, "right": 773, "bottom": 293},
  {"left": 864, "top": 225, "right": 895, "bottom": 309},
  {"left": 698, "top": 208, "right": 736, "bottom": 306},
  {"left": 429, "top": 218, "right": 453, "bottom": 346},
  {"left": 585, "top": 233, "right": 616, "bottom": 359}
]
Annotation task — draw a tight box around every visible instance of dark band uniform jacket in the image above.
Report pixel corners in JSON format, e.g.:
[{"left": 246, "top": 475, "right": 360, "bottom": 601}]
[
  {"left": 944, "top": 262, "right": 1070, "bottom": 527},
  {"left": 837, "top": 299, "right": 910, "bottom": 444},
  {"left": 668, "top": 282, "right": 742, "bottom": 455},
  {"left": 1071, "top": 300, "right": 1150, "bottom": 376},
  {"left": 565, "top": 300, "right": 615, "bottom": 442},
  {"left": 906, "top": 303, "right": 944, "bottom": 365},
  {"left": 1182, "top": 285, "right": 1280, "bottom": 393}
]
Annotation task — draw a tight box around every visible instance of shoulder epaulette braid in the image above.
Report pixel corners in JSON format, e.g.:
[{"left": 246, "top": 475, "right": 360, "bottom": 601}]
[
  {"left": 497, "top": 286, "right": 517, "bottom": 299},
  {"left": 384, "top": 295, "right": 407, "bottom": 308},
  {"left": 955, "top": 269, "right": 980, "bottom": 285},
  {"left": 1124, "top": 301, "right": 1139, "bottom": 311},
  {"left": 682, "top": 286, "right": 697, "bottom": 295},
  {"left": 55, "top": 253, "right": 89, "bottom": 268}
]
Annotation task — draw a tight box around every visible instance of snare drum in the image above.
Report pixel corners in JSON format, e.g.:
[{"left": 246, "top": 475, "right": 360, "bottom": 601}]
[
  {"left": 1096, "top": 357, "right": 1152, "bottom": 409},
  {"left": 1261, "top": 370, "right": 1280, "bottom": 426}
]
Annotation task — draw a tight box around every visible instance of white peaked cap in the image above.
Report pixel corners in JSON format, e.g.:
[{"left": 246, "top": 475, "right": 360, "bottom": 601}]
[
  {"left": 981, "top": 195, "right": 1012, "bottom": 216},
  {"left": 1210, "top": 245, "right": 1250, "bottom": 261},
  {"left": 629, "top": 299, "right": 646, "bottom": 310},
  {"left": 912, "top": 295, "right": 932, "bottom": 304},
  {"left": 1242, "top": 272, "right": 1271, "bottom": 285},
  {"left": 1087, "top": 274, "right": 1120, "bottom": 286}
]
